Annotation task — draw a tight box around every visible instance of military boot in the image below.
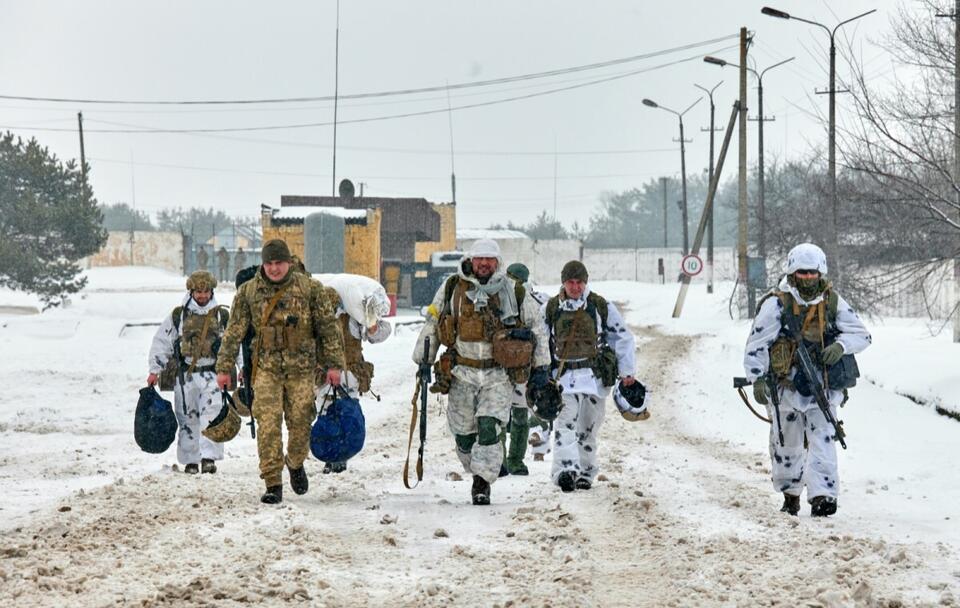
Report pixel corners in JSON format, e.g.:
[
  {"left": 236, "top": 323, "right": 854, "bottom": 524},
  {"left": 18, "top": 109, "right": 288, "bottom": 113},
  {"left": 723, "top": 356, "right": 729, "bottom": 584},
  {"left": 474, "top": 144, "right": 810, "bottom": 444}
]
[
  {"left": 184, "top": 463, "right": 199, "bottom": 475},
  {"left": 780, "top": 493, "right": 800, "bottom": 516},
  {"left": 323, "top": 461, "right": 347, "bottom": 474},
  {"left": 471, "top": 475, "right": 491, "bottom": 506},
  {"left": 261, "top": 485, "right": 283, "bottom": 504},
  {"left": 289, "top": 465, "right": 309, "bottom": 495},
  {"left": 810, "top": 495, "right": 837, "bottom": 517},
  {"left": 557, "top": 471, "right": 576, "bottom": 493},
  {"left": 575, "top": 477, "right": 592, "bottom": 491},
  {"left": 201, "top": 459, "right": 217, "bottom": 474}
]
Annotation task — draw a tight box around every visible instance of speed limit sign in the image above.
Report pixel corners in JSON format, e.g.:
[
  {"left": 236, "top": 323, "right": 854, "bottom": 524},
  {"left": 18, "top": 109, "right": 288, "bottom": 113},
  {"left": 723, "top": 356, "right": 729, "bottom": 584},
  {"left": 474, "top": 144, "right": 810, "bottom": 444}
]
[{"left": 680, "top": 254, "right": 703, "bottom": 277}]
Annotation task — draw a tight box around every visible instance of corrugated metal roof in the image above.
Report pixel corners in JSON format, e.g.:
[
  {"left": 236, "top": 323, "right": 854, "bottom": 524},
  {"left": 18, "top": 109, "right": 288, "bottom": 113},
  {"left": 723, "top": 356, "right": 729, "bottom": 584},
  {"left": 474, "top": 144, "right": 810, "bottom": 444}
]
[{"left": 456, "top": 228, "right": 530, "bottom": 240}]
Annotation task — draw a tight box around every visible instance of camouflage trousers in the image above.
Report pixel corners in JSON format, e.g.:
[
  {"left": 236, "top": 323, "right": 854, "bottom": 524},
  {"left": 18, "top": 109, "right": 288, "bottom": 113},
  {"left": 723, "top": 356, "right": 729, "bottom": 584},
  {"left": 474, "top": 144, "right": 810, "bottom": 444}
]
[
  {"left": 251, "top": 370, "right": 317, "bottom": 487},
  {"left": 552, "top": 391, "right": 606, "bottom": 485},
  {"left": 173, "top": 371, "right": 224, "bottom": 465},
  {"left": 447, "top": 376, "right": 512, "bottom": 484}
]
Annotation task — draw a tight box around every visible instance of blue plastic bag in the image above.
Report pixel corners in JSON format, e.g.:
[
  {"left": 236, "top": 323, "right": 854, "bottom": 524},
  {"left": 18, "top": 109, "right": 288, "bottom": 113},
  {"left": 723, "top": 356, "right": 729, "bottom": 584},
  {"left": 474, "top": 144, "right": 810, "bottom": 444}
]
[
  {"left": 134, "top": 386, "right": 178, "bottom": 454},
  {"left": 310, "top": 387, "right": 366, "bottom": 463}
]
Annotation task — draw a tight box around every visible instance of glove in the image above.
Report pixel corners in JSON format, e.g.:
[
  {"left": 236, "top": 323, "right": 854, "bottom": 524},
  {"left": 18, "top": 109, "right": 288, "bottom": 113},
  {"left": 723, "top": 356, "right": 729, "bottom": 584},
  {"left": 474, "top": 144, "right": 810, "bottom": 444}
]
[
  {"left": 753, "top": 381, "right": 769, "bottom": 405},
  {"left": 528, "top": 366, "right": 550, "bottom": 390},
  {"left": 821, "top": 342, "right": 844, "bottom": 366}
]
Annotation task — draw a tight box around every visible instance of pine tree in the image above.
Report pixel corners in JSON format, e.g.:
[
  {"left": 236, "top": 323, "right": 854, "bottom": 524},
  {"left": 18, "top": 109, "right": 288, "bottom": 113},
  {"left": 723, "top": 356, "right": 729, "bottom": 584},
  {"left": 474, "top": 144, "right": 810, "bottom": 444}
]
[{"left": 0, "top": 132, "right": 107, "bottom": 308}]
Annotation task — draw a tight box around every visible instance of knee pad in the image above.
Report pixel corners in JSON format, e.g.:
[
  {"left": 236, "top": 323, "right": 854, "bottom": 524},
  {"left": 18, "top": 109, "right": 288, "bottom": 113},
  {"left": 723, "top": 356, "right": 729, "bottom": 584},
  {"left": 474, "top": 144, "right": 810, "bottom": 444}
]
[
  {"left": 455, "top": 433, "right": 476, "bottom": 453},
  {"left": 477, "top": 416, "right": 500, "bottom": 445}
]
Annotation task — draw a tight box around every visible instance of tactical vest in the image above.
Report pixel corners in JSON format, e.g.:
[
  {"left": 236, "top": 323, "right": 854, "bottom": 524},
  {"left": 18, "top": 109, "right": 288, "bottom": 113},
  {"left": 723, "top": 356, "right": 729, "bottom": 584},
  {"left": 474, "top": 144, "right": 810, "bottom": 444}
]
[
  {"left": 437, "top": 275, "right": 526, "bottom": 346},
  {"left": 173, "top": 305, "right": 229, "bottom": 362},
  {"left": 255, "top": 278, "right": 316, "bottom": 358},
  {"left": 545, "top": 292, "right": 610, "bottom": 361},
  {"left": 760, "top": 287, "right": 839, "bottom": 379}
]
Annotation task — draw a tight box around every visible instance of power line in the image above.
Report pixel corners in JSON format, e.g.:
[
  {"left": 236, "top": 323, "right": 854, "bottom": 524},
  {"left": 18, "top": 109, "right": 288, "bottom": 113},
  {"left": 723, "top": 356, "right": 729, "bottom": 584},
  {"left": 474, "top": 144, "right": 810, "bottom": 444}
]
[
  {"left": 0, "top": 43, "right": 738, "bottom": 134},
  {"left": 0, "top": 34, "right": 738, "bottom": 106}
]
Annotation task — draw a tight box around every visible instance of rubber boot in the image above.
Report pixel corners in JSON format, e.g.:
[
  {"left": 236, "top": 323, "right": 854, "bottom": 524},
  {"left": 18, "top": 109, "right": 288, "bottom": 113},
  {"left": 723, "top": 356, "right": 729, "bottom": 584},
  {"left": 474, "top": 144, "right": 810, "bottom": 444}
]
[{"left": 505, "top": 407, "right": 529, "bottom": 475}]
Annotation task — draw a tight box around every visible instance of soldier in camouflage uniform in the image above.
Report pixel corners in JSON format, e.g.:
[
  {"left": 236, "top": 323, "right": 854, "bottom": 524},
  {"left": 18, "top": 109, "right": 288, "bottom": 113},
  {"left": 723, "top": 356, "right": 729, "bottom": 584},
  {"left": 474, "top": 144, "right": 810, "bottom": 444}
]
[
  {"left": 147, "top": 271, "right": 230, "bottom": 474},
  {"left": 317, "top": 285, "right": 392, "bottom": 474},
  {"left": 215, "top": 239, "right": 345, "bottom": 504},
  {"left": 544, "top": 260, "right": 637, "bottom": 492},
  {"left": 744, "top": 243, "right": 871, "bottom": 517},
  {"left": 413, "top": 239, "right": 551, "bottom": 505},
  {"left": 499, "top": 262, "right": 551, "bottom": 475}
]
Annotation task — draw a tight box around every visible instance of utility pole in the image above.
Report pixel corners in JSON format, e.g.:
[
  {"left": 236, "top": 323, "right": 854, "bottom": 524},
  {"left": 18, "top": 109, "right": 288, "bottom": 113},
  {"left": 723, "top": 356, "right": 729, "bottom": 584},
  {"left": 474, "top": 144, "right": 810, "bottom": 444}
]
[
  {"left": 77, "top": 112, "right": 88, "bottom": 196},
  {"left": 762, "top": 6, "right": 876, "bottom": 290},
  {"left": 446, "top": 82, "right": 457, "bottom": 204},
  {"left": 738, "top": 27, "right": 753, "bottom": 316},
  {"left": 331, "top": 0, "right": 340, "bottom": 197},
  {"left": 677, "top": 117, "right": 692, "bottom": 256},
  {"left": 661, "top": 177, "right": 668, "bottom": 248},
  {"left": 696, "top": 81, "right": 724, "bottom": 294},
  {"left": 553, "top": 135, "right": 559, "bottom": 239}
]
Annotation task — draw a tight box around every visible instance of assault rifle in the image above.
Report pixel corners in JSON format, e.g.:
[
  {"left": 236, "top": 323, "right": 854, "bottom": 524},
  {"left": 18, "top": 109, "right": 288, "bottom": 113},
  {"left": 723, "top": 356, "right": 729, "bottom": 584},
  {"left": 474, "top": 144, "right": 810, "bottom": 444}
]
[
  {"left": 733, "top": 373, "right": 784, "bottom": 446},
  {"left": 784, "top": 316, "right": 848, "bottom": 449}
]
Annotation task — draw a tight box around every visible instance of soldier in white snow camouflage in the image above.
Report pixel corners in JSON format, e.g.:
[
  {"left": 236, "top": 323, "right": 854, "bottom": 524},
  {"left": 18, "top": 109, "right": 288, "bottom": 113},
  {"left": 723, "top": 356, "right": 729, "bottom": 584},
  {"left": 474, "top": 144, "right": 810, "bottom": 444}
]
[{"left": 413, "top": 239, "right": 551, "bottom": 505}]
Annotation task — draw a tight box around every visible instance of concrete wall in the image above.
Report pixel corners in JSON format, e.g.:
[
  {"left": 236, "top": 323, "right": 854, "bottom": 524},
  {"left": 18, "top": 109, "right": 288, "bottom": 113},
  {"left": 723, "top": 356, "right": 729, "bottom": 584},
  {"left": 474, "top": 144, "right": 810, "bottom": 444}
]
[
  {"left": 457, "top": 237, "right": 582, "bottom": 285},
  {"left": 84, "top": 231, "right": 184, "bottom": 274},
  {"left": 582, "top": 247, "right": 738, "bottom": 284}
]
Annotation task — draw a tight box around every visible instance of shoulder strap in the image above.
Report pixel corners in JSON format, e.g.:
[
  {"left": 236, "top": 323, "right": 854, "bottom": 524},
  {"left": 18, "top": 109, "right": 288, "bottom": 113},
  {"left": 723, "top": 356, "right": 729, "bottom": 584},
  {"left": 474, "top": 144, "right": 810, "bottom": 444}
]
[
  {"left": 545, "top": 295, "right": 560, "bottom": 329},
  {"left": 171, "top": 306, "right": 183, "bottom": 331},
  {"left": 514, "top": 280, "right": 526, "bottom": 309},
  {"left": 587, "top": 292, "right": 609, "bottom": 329},
  {"left": 440, "top": 274, "right": 459, "bottom": 316},
  {"left": 825, "top": 288, "right": 839, "bottom": 323},
  {"left": 249, "top": 286, "right": 290, "bottom": 387}
]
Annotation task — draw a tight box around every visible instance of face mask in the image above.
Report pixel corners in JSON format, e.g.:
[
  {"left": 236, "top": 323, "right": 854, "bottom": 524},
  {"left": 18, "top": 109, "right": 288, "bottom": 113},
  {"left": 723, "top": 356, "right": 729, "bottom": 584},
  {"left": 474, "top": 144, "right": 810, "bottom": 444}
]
[{"left": 795, "top": 275, "right": 822, "bottom": 298}]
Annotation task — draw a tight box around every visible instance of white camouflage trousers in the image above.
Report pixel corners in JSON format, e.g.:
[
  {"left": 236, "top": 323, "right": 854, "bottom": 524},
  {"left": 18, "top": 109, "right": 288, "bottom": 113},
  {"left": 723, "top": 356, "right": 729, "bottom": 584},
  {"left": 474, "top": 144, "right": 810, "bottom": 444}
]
[
  {"left": 768, "top": 390, "right": 841, "bottom": 500},
  {"left": 173, "top": 371, "right": 224, "bottom": 465},
  {"left": 447, "top": 376, "right": 512, "bottom": 484},
  {"left": 551, "top": 391, "right": 606, "bottom": 484}
]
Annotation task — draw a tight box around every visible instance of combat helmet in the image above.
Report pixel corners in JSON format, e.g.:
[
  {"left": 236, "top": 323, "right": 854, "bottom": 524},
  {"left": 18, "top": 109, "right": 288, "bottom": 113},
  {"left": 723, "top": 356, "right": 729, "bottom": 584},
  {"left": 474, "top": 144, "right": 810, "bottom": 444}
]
[
  {"left": 613, "top": 379, "right": 650, "bottom": 422},
  {"left": 202, "top": 390, "right": 242, "bottom": 443},
  {"left": 186, "top": 270, "right": 217, "bottom": 292},
  {"left": 526, "top": 380, "right": 563, "bottom": 422}
]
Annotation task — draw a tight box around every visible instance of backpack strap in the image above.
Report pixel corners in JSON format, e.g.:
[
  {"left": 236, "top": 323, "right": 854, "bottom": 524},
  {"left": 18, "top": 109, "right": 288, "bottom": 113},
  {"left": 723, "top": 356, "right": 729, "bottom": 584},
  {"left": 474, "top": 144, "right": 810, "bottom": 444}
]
[{"left": 171, "top": 306, "right": 183, "bottom": 331}]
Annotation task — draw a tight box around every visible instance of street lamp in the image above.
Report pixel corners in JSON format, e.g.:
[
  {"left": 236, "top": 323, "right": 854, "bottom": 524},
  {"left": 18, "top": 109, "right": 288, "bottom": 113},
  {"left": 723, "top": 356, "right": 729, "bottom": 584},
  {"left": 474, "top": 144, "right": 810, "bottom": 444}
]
[
  {"left": 704, "top": 54, "right": 794, "bottom": 269},
  {"left": 761, "top": 6, "right": 875, "bottom": 286},
  {"left": 643, "top": 96, "right": 703, "bottom": 256},
  {"left": 694, "top": 80, "right": 723, "bottom": 294}
]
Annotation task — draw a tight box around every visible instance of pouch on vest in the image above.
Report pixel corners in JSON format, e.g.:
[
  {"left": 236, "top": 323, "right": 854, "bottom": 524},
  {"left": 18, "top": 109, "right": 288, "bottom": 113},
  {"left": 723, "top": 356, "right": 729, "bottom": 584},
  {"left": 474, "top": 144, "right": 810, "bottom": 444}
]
[
  {"left": 592, "top": 345, "right": 619, "bottom": 388},
  {"left": 158, "top": 358, "right": 178, "bottom": 392},
  {"left": 437, "top": 313, "right": 456, "bottom": 347},
  {"left": 430, "top": 349, "right": 456, "bottom": 394},
  {"left": 769, "top": 337, "right": 796, "bottom": 378},
  {"left": 458, "top": 313, "right": 486, "bottom": 341},
  {"left": 492, "top": 328, "right": 535, "bottom": 369},
  {"left": 793, "top": 352, "right": 860, "bottom": 397}
]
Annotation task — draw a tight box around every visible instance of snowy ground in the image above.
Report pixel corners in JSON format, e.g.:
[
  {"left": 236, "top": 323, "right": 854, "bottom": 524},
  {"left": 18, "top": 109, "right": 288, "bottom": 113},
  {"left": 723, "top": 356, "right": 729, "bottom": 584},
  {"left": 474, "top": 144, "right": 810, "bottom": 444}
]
[{"left": 1, "top": 269, "right": 958, "bottom": 607}]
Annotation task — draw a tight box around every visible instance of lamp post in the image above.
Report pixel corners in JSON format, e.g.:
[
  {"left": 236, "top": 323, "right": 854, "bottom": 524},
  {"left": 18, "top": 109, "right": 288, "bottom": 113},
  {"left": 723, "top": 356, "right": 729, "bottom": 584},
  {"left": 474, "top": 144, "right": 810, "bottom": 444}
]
[
  {"left": 643, "top": 97, "right": 703, "bottom": 256},
  {"left": 704, "top": 55, "right": 794, "bottom": 268},
  {"left": 761, "top": 6, "right": 875, "bottom": 286},
  {"left": 694, "top": 81, "right": 723, "bottom": 294}
]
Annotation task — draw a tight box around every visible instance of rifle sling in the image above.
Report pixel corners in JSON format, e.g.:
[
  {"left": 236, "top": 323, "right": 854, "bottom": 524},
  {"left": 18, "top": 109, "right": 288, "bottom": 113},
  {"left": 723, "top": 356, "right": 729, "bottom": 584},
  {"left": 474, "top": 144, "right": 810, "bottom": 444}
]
[
  {"left": 249, "top": 286, "right": 290, "bottom": 388},
  {"left": 402, "top": 378, "right": 424, "bottom": 489}
]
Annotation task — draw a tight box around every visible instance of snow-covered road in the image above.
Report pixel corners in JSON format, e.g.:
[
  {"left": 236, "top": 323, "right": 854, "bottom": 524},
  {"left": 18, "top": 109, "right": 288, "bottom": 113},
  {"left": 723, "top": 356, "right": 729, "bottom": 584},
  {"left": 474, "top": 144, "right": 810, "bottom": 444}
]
[{"left": 1, "top": 270, "right": 958, "bottom": 606}]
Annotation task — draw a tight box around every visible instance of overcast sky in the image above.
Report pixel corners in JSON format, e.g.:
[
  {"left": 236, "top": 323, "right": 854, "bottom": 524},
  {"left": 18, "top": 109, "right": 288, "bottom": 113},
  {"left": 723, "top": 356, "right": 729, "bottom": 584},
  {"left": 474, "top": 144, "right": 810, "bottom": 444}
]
[{"left": 0, "top": 0, "right": 903, "bottom": 229}]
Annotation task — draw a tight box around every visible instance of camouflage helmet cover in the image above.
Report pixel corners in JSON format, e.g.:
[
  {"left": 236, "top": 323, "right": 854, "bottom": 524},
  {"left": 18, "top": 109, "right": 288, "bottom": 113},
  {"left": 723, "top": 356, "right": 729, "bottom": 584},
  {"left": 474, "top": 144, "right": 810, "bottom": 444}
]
[
  {"left": 202, "top": 393, "right": 242, "bottom": 443},
  {"left": 186, "top": 270, "right": 217, "bottom": 292}
]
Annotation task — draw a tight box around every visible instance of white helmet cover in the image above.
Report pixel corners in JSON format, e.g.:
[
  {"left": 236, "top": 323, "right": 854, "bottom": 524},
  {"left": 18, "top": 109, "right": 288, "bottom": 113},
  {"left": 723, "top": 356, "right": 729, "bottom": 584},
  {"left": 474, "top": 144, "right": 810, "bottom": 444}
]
[
  {"left": 785, "top": 243, "right": 828, "bottom": 275},
  {"left": 613, "top": 380, "right": 650, "bottom": 422}
]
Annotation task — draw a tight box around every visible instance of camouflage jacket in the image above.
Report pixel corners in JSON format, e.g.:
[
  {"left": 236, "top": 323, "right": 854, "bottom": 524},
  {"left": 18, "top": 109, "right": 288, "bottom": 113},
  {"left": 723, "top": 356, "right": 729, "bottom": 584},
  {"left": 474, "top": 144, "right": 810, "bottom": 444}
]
[{"left": 215, "top": 268, "right": 345, "bottom": 377}]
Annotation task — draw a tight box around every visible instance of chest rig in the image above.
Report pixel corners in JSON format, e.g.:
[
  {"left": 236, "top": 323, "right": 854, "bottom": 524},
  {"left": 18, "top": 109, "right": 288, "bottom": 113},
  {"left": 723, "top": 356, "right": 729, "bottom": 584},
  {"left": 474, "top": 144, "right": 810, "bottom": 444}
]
[
  {"left": 255, "top": 280, "right": 315, "bottom": 355},
  {"left": 764, "top": 288, "right": 839, "bottom": 380}
]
